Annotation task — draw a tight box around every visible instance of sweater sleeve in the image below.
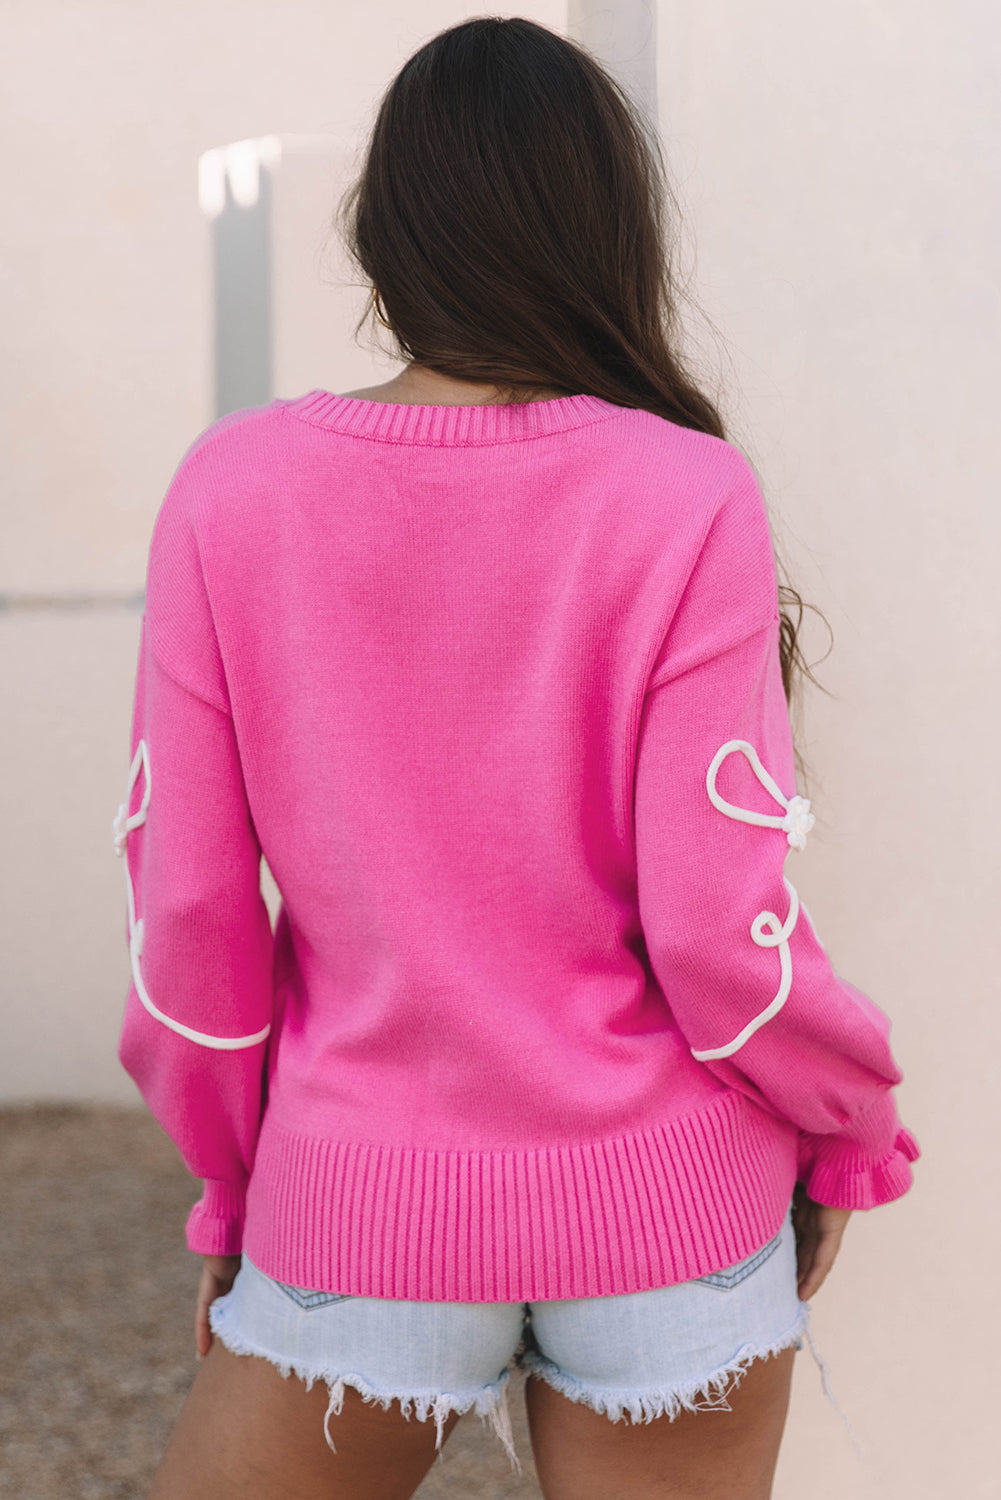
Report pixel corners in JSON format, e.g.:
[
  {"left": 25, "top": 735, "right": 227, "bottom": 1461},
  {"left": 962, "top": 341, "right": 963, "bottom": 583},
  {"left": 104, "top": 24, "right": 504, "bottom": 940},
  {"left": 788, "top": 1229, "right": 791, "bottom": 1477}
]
[
  {"left": 113, "top": 482, "right": 275, "bottom": 1257},
  {"left": 634, "top": 456, "right": 920, "bottom": 1210}
]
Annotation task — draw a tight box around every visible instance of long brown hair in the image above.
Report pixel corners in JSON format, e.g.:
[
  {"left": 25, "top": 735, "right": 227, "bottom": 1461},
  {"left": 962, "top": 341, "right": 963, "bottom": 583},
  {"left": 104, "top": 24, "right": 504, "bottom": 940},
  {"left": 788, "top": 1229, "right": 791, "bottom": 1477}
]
[{"left": 331, "top": 15, "right": 831, "bottom": 796}]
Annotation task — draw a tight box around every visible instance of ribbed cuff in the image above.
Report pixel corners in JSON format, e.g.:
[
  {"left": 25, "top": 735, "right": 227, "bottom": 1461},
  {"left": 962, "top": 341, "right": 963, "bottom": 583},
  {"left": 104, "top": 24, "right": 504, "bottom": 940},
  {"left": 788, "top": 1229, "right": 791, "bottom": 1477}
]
[
  {"left": 185, "top": 1178, "right": 247, "bottom": 1256},
  {"left": 796, "top": 1091, "right": 921, "bottom": 1210}
]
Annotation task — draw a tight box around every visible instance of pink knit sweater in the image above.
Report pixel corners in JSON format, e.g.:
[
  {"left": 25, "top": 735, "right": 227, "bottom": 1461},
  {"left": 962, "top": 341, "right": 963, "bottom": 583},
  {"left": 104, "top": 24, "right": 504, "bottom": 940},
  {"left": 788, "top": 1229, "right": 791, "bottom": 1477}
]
[{"left": 114, "top": 390, "right": 919, "bottom": 1302}]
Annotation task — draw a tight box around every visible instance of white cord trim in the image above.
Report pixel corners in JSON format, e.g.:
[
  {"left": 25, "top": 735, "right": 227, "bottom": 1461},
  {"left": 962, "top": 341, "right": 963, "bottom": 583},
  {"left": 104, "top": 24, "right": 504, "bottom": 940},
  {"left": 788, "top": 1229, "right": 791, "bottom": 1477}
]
[
  {"left": 691, "top": 739, "right": 814, "bottom": 1062},
  {"left": 705, "top": 739, "right": 815, "bottom": 852},
  {"left": 113, "top": 738, "right": 271, "bottom": 1052}
]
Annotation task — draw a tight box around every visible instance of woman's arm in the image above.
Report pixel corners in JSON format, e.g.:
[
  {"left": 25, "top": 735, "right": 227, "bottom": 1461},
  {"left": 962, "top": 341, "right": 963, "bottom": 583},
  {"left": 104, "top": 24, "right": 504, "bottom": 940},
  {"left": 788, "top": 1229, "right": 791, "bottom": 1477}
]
[
  {"left": 114, "top": 483, "right": 276, "bottom": 1256},
  {"left": 634, "top": 459, "right": 920, "bottom": 1209}
]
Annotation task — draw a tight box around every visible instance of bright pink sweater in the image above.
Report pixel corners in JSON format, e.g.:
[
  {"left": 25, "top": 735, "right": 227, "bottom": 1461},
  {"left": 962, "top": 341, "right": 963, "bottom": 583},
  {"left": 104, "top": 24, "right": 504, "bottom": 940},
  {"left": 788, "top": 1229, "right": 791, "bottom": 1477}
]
[{"left": 114, "top": 390, "right": 920, "bottom": 1301}]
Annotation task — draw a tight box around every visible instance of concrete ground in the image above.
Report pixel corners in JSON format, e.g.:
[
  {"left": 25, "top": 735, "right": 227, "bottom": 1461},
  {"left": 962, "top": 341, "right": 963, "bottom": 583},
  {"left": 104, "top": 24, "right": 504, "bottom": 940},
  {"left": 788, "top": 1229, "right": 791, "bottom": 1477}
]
[{"left": 0, "top": 1105, "right": 544, "bottom": 1499}]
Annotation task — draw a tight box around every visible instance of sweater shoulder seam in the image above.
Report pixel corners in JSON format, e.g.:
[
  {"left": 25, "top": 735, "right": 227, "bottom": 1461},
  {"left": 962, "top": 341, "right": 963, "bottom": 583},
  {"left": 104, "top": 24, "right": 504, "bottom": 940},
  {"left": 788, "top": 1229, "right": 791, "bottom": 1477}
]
[{"left": 145, "top": 625, "right": 232, "bottom": 717}]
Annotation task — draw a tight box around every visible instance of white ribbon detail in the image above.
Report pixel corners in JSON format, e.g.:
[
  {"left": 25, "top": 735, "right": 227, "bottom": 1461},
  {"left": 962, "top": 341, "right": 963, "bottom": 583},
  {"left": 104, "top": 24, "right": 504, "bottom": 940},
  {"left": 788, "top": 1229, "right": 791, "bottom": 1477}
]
[
  {"left": 704, "top": 739, "right": 815, "bottom": 851},
  {"left": 690, "top": 739, "right": 812, "bottom": 1061},
  {"left": 113, "top": 738, "right": 270, "bottom": 1051}
]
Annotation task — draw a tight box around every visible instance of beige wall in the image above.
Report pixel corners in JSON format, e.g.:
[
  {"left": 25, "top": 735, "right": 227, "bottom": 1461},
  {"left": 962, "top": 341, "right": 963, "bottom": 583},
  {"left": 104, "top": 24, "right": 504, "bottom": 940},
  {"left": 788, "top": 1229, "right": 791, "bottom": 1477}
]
[{"left": 2, "top": 3, "right": 995, "bottom": 1494}]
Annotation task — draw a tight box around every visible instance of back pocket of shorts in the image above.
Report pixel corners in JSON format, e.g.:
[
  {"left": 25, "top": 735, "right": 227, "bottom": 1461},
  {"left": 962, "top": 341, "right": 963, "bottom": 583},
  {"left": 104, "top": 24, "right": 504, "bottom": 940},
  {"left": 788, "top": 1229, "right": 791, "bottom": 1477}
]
[
  {"left": 694, "top": 1231, "right": 782, "bottom": 1291},
  {"left": 272, "top": 1281, "right": 354, "bottom": 1310}
]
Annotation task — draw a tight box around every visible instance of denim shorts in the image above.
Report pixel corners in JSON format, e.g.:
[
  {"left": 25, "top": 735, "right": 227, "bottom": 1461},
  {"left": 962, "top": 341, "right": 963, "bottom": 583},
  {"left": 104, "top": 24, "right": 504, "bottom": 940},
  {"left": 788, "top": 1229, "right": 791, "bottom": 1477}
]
[{"left": 208, "top": 1195, "right": 851, "bottom": 1476}]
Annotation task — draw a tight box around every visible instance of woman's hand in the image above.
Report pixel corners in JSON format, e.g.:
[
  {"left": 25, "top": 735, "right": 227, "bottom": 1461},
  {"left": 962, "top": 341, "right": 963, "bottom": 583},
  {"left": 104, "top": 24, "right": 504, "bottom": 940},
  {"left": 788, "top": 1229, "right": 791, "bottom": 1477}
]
[
  {"left": 791, "top": 1181, "right": 853, "bottom": 1301},
  {"left": 195, "top": 1253, "right": 243, "bottom": 1358}
]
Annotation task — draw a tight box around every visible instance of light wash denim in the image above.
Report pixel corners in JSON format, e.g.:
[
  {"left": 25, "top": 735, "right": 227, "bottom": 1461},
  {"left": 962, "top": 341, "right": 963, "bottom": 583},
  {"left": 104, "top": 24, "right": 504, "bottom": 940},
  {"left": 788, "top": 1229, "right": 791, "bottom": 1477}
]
[{"left": 208, "top": 1195, "right": 855, "bottom": 1475}]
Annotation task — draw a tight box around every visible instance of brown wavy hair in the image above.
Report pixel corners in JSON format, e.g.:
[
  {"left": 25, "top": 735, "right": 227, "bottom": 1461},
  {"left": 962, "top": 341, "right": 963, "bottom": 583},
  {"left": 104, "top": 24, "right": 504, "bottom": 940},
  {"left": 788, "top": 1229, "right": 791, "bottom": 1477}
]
[{"left": 330, "top": 15, "right": 832, "bottom": 796}]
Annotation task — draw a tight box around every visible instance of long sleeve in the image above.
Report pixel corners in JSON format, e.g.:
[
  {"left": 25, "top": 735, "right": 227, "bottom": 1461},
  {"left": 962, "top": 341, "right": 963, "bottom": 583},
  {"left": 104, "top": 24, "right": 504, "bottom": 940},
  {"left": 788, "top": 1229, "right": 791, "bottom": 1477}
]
[
  {"left": 113, "top": 476, "right": 275, "bottom": 1256},
  {"left": 634, "top": 457, "right": 920, "bottom": 1210}
]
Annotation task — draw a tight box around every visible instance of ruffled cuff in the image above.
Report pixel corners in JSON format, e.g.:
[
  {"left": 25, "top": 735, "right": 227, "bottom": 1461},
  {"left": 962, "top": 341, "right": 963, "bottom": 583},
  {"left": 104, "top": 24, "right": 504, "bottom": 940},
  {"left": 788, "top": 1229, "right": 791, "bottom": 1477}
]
[
  {"left": 797, "top": 1115, "right": 921, "bottom": 1211},
  {"left": 184, "top": 1178, "right": 247, "bottom": 1256}
]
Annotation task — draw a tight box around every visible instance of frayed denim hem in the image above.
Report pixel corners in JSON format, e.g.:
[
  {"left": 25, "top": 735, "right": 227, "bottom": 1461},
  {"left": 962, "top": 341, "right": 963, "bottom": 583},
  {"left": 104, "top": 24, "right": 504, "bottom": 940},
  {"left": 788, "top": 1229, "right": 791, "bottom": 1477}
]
[
  {"left": 207, "top": 1298, "right": 522, "bottom": 1474},
  {"left": 519, "top": 1308, "right": 810, "bottom": 1427},
  {"left": 521, "top": 1302, "right": 862, "bottom": 1462}
]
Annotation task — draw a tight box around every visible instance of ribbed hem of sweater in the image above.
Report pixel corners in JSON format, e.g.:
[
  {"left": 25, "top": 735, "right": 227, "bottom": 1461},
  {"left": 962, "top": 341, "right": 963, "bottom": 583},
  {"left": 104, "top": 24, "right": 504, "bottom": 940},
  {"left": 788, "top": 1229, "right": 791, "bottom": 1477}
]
[
  {"left": 282, "top": 389, "right": 629, "bottom": 447},
  {"left": 239, "top": 1091, "right": 800, "bottom": 1302}
]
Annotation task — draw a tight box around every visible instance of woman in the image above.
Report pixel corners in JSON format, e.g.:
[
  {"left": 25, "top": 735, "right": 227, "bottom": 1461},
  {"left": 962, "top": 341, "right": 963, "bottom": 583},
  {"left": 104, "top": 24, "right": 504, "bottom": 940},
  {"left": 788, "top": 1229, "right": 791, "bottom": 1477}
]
[{"left": 114, "top": 16, "right": 919, "bottom": 1499}]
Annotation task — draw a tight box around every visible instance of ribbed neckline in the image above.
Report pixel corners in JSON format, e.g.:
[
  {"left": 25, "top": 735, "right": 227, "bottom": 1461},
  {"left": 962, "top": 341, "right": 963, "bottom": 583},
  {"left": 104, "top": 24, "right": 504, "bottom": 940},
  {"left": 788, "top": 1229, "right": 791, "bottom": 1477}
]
[{"left": 284, "top": 388, "right": 629, "bottom": 446}]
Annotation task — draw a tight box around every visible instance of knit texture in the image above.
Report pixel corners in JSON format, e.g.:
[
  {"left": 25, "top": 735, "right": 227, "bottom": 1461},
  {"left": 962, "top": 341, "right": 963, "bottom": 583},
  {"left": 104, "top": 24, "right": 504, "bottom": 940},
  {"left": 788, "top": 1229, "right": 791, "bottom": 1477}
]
[{"left": 114, "top": 389, "right": 920, "bottom": 1300}]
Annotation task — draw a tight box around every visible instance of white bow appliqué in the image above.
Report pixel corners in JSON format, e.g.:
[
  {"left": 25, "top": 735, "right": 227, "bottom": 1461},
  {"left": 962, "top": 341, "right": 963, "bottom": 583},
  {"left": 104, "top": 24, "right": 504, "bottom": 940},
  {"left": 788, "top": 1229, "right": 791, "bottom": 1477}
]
[
  {"left": 112, "top": 737, "right": 270, "bottom": 1051},
  {"left": 689, "top": 739, "right": 814, "bottom": 1061},
  {"left": 705, "top": 740, "right": 814, "bottom": 853},
  {"left": 781, "top": 794, "right": 815, "bottom": 852},
  {"left": 113, "top": 801, "right": 134, "bottom": 856},
  {"left": 113, "top": 741, "right": 151, "bottom": 858}
]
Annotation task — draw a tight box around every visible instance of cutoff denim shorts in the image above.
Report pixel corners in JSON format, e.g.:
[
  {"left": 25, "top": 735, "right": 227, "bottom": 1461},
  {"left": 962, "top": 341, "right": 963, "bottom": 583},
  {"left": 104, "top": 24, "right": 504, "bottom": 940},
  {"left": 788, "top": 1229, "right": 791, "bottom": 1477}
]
[{"left": 208, "top": 1195, "right": 851, "bottom": 1476}]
